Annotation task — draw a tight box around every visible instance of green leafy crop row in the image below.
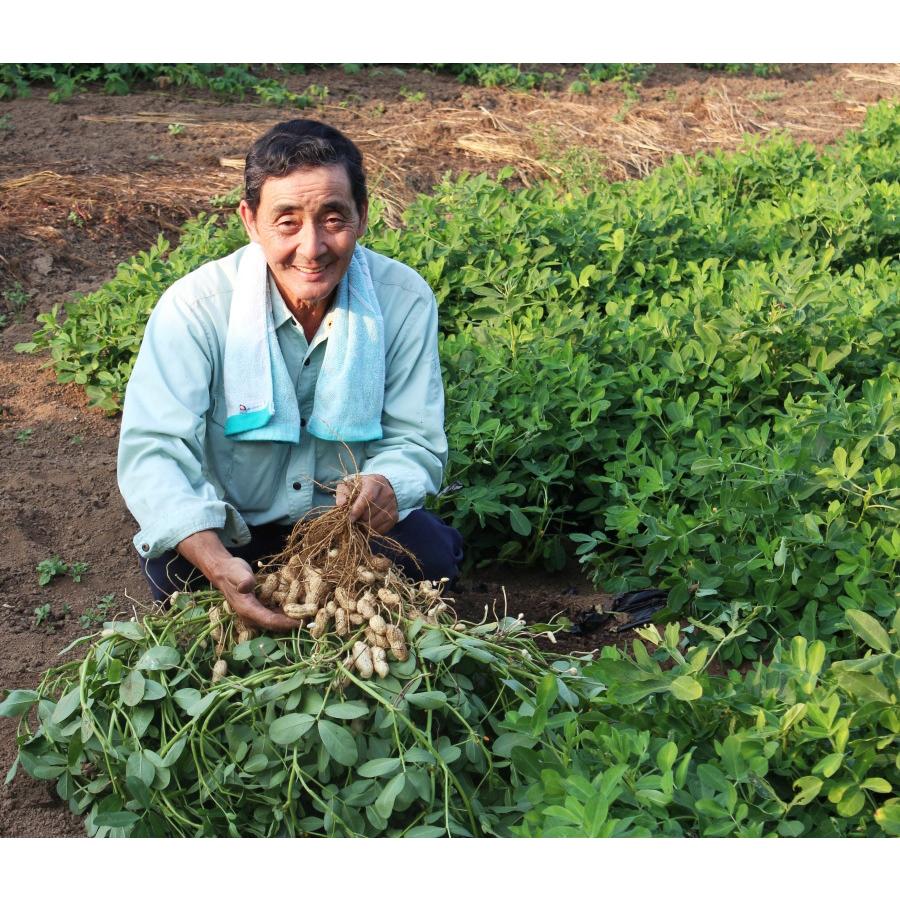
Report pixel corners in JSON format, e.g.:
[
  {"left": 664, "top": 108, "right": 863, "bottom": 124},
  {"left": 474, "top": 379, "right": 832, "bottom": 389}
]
[
  {"left": 3, "top": 596, "right": 896, "bottom": 836},
  {"left": 0, "top": 63, "right": 654, "bottom": 105},
  {"left": 1, "top": 62, "right": 785, "bottom": 108},
  {"left": 17, "top": 102, "right": 900, "bottom": 666},
  {"left": 0, "top": 64, "right": 325, "bottom": 106},
  {"left": 692, "top": 63, "right": 782, "bottom": 78},
  {"left": 428, "top": 63, "right": 652, "bottom": 90}
]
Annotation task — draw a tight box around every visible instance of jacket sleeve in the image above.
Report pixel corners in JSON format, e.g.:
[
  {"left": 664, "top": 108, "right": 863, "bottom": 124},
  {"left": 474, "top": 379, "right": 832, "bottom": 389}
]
[
  {"left": 361, "top": 287, "right": 447, "bottom": 519},
  {"left": 117, "top": 288, "right": 249, "bottom": 558}
]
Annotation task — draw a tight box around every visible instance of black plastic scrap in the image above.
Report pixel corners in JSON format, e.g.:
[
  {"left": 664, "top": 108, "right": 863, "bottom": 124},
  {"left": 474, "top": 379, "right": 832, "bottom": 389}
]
[{"left": 568, "top": 588, "right": 669, "bottom": 636}]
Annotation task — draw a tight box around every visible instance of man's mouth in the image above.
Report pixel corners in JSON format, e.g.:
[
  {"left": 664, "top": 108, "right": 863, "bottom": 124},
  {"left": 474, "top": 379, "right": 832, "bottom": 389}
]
[{"left": 293, "top": 263, "right": 330, "bottom": 275}]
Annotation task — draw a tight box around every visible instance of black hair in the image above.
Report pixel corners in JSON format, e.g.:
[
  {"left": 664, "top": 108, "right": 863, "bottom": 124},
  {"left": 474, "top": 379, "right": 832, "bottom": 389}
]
[{"left": 243, "top": 119, "right": 367, "bottom": 215}]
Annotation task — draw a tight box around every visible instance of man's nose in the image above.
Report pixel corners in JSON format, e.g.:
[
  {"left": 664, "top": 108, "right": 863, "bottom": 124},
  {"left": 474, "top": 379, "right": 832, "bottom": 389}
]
[{"left": 295, "top": 220, "right": 326, "bottom": 261}]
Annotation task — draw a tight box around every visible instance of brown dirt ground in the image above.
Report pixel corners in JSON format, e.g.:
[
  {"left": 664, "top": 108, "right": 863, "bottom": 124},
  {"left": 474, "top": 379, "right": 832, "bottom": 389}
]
[{"left": 0, "top": 62, "right": 898, "bottom": 837}]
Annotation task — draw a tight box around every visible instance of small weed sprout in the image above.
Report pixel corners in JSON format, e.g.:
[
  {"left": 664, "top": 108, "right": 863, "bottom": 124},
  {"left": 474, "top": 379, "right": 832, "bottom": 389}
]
[
  {"left": 0, "top": 281, "right": 28, "bottom": 328},
  {"left": 79, "top": 594, "right": 116, "bottom": 629},
  {"left": 37, "top": 557, "right": 68, "bottom": 586},
  {"left": 399, "top": 87, "right": 426, "bottom": 102}
]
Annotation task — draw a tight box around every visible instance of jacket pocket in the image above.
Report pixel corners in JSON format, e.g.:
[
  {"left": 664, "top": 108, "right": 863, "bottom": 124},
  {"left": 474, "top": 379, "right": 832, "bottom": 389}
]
[{"left": 205, "top": 397, "right": 289, "bottom": 514}]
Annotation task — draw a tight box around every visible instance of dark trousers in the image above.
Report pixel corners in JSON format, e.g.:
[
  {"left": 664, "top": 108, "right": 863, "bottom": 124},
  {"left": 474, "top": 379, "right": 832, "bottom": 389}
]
[{"left": 139, "top": 508, "right": 464, "bottom": 603}]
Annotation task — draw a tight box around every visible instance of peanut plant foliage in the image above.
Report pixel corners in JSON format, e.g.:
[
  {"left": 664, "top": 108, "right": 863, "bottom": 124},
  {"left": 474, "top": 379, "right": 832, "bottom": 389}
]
[{"left": 6, "top": 101, "right": 899, "bottom": 836}]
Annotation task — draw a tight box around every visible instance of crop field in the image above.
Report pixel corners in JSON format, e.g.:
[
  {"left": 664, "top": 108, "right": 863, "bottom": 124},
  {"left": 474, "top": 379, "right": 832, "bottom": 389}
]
[{"left": 0, "top": 63, "right": 898, "bottom": 837}]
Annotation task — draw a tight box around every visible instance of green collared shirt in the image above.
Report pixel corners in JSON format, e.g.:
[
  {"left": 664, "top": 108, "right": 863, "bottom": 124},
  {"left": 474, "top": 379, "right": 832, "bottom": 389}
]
[{"left": 117, "top": 243, "right": 447, "bottom": 558}]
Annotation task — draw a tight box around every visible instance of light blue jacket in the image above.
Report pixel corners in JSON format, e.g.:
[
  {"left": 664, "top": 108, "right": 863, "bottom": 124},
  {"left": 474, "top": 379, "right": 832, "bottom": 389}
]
[{"left": 117, "top": 243, "right": 447, "bottom": 559}]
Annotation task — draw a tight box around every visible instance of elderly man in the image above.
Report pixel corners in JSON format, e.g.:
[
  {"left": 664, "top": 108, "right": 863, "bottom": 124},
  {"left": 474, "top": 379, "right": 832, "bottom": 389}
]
[{"left": 117, "top": 119, "right": 462, "bottom": 631}]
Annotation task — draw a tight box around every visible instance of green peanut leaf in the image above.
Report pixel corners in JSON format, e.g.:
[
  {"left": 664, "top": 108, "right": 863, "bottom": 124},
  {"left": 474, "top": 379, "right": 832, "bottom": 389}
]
[
  {"left": 374, "top": 772, "right": 405, "bottom": 819},
  {"left": 406, "top": 691, "right": 448, "bottom": 710},
  {"left": 126, "top": 749, "right": 157, "bottom": 788},
  {"left": 317, "top": 720, "right": 358, "bottom": 767},
  {"left": 860, "top": 778, "right": 892, "bottom": 793},
  {"left": 0, "top": 690, "right": 39, "bottom": 718},
  {"left": 356, "top": 758, "right": 402, "bottom": 779},
  {"left": 669, "top": 676, "right": 703, "bottom": 702},
  {"left": 135, "top": 645, "right": 181, "bottom": 671},
  {"left": 50, "top": 688, "right": 81, "bottom": 724},
  {"left": 324, "top": 701, "right": 369, "bottom": 720},
  {"left": 119, "top": 670, "right": 145, "bottom": 707},
  {"left": 269, "top": 713, "right": 315, "bottom": 745},
  {"left": 492, "top": 732, "right": 537, "bottom": 757},
  {"left": 845, "top": 610, "right": 891, "bottom": 653}
]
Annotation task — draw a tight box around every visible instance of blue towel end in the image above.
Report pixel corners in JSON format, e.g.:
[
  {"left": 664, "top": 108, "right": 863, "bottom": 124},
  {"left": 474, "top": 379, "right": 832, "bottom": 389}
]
[
  {"left": 225, "top": 408, "right": 273, "bottom": 436},
  {"left": 306, "top": 419, "right": 383, "bottom": 443}
]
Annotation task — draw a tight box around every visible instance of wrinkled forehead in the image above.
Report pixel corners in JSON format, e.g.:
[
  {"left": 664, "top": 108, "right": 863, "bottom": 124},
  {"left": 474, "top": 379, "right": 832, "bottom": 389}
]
[{"left": 257, "top": 163, "right": 357, "bottom": 215}]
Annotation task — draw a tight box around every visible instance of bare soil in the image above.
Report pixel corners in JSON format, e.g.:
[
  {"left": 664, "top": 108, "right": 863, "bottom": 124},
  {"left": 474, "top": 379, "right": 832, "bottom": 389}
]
[{"left": 0, "top": 62, "right": 897, "bottom": 837}]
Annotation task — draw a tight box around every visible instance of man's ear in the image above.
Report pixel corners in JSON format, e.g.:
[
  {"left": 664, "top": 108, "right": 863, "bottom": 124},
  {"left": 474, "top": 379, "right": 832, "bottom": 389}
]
[
  {"left": 238, "top": 199, "right": 259, "bottom": 242},
  {"left": 356, "top": 200, "right": 369, "bottom": 239}
]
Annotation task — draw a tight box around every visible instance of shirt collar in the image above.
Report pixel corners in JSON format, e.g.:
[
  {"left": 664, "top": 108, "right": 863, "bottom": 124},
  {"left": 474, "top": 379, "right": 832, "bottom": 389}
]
[{"left": 267, "top": 273, "right": 296, "bottom": 330}]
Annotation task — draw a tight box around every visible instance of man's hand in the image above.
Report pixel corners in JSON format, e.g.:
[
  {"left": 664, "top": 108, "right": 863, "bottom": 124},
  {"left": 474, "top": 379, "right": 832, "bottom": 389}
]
[
  {"left": 176, "top": 530, "right": 298, "bottom": 633},
  {"left": 335, "top": 474, "right": 398, "bottom": 534},
  {"left": 212, "top": 556, "right": 298, "bottom": 633}
]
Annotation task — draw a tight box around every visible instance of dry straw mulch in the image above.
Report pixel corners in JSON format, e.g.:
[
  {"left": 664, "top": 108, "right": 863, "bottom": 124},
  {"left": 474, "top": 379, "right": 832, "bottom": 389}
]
[{"left": 2, "top": 64, "right": 897, "bottom": 238}]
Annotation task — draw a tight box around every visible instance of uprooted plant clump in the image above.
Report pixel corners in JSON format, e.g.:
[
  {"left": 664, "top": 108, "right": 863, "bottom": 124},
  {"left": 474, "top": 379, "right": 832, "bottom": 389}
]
[
  {"left": 1, "top": 590, "right": 582, "bottom": 837},
  {"left": 208, "top": 477, "right": 457, "bottom": 682},
  {"left": 0, "top": 486, "right": 590, "bottom": 836}
]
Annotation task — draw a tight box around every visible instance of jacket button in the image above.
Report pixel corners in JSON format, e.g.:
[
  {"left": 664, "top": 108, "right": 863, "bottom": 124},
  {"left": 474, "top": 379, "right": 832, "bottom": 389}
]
[
  {"left": 141, "top": 543, "right": 150, "bottom": 552},
  {"left": 304, "top": 358, "right": 311, "bottom": 366},
  {"left": 300, "top": 418, "right": 307, "bottom": 427},
  {"left": 292, "top": 481, "right": 302, "bottom": 491}
]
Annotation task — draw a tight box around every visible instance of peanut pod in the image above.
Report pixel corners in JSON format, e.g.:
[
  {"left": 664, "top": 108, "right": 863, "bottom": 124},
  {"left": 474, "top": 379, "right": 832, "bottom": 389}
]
[
  {"left": 376, "top": 588, "right": 401, "bottom": 608},
  {"left": 284, "top": 602, "right": 318, "bottom": 620},
  {"left": 209, "top": 605, "right": 224, "bottom": 643},
  {"left": 371, "top": 646, "right": 390, "bottom": 679},
  {"left": 357, "top": 595, "right": 376, "bottom": 619},
  {"left": 418, "top": 581, "right": 441, "bottom": 602},
  {"left": 365, "top": 627, "right": 390, "bottom": 650},
  {"left": 335, "top": 586, "right": 351, "bottom": 611},
  {"left": 352, "top": 641, "right": 374, "bottom": 679},
  {"left": 212, "top": 659, "right": 228, "bottom": 683},
  {"left": 258, "top": 573, "right": 278, "bottom": 601},
  {"left": 385, "top": 624, "right": 408, "bottom": 662},
  {"left": 309, "top": 607, "right": 329, "bottom": 639},
  {"left": 304, "top": 565, "right": 327, "bottom": 607}
]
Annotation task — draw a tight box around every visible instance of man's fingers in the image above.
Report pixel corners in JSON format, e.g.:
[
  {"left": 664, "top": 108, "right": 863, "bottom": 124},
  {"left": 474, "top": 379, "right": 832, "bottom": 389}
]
[
  {"left": 235, "top": 572, "right": 256, "bottom": 594},
  {"left": 252, "top": 608, "right": 300, "bottom": 633},
  {"left": 228, "top": 591, "right": 299, "bottom": 633},
  {"left": 349, "top": 481, "right": 379, "bottom": 522},
  {"left": 339, "top": 476, "right": 397, "bottom": 531}
]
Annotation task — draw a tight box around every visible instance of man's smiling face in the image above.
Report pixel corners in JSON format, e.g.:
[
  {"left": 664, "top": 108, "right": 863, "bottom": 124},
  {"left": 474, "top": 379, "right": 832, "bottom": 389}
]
[{"left": 239, "top": 163, "right": 368, "bottom": 310}]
